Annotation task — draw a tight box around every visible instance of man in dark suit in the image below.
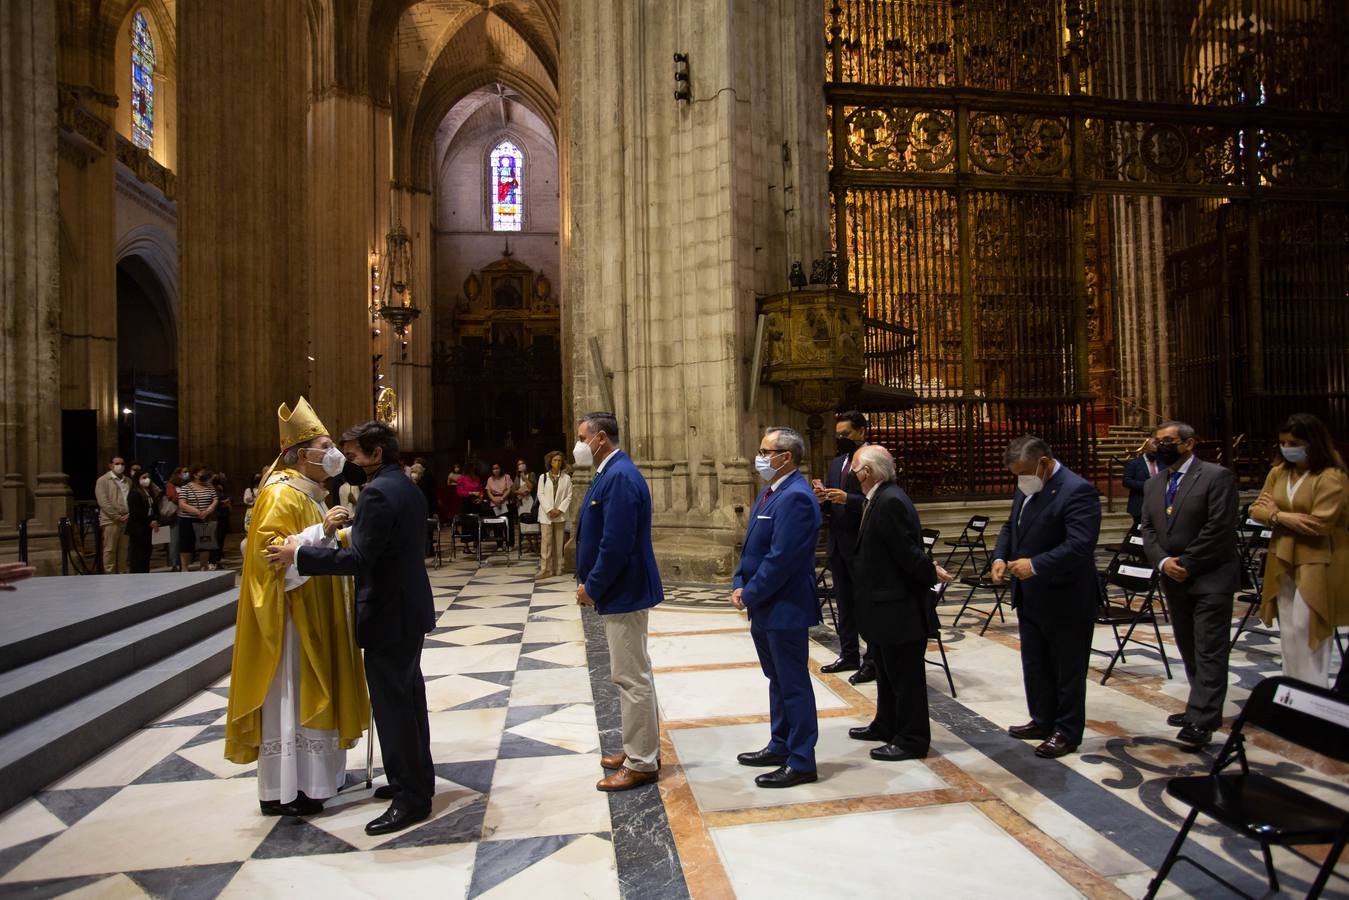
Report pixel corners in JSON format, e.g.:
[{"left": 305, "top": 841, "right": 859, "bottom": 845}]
[
  {"left": 814, "top": 410, "right": 875, "bottom": 684},
  {"left": 573, "top": 412, "right": 664, "bottom": 792},
  {"left": 849, "top": 445, "right": 941, "bottom": 760},
  {"left": 1140, "top": 420, "right": 1239, "bottom": 749},
  {"left": 270, "top": 421, "right": 437, "bottom": 836},
  {"left": 1122, "top": 439, "right": 1159, "bottom": 525},
  {"left": 731, "top": 426, "right": 823, "bottom": 788},
  {"left": 991, "top": 435, "right": 1102, "bottom": 759}
]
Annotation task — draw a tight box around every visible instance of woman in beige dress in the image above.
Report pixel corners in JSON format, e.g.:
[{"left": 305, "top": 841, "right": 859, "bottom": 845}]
[{"left": 1248, "top": 413, "right": 1349, "bottom": 687}]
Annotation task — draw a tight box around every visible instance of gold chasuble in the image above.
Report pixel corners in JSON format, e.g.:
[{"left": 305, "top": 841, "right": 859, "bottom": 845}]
[{"left": 224, "top": 468, "right": 369, "bottom": 763}]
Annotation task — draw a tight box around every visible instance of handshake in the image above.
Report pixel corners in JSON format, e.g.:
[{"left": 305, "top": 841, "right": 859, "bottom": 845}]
[{"left": 263, "top": 505, "right": 352, "bottom": 568}]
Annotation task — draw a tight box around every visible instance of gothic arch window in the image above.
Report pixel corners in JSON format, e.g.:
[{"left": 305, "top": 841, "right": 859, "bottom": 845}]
[
  {"left": 130, "top": 10, "right": 156, "bottom": 150},
  {"left": 490, "top": 140, "right": 524, "bottom": 231}
]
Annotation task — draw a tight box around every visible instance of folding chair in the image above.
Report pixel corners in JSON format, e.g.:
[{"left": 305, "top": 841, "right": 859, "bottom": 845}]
[
  {"left": 953, "top": 556, "right": 1007, "bottom": 635},
  {"left": 1098, "top": 521, "right": 1166, "bottom": 621},
  {"left": 516, "top": 496, "right": 541, "bottom": 559},
  {"left": 425, "top": 516, "right": 442, "bottom": 568},
  {"left": 941, "top": 515, "right": 990, "bottom": 574},
  {"left": 921, "top": 528, "right": 940, "bottom": 560},
  {"left": 815, "top": 558, "right": 839, "bottom": 634},
  {"left": 1145, "top": 676, "right": 1349, "bottom": 900},
  {"left": 453, "top": 512, "right": 482, "bottom": 562},
  {"left": 480, "top": 514, "right": 510, "bottom": 558},
  {"left": 926, "top": 581, "right": 957, "bottom": 697},
  {"left": 1231, "top": 514, "right": 1276, "bottom": 650},
  {"left": 1093, "top": 556, "right": 1173, "bottom": 685}
]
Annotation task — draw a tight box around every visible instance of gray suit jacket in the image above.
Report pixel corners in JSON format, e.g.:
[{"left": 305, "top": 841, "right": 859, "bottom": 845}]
[{"left": 1140, "top": 457, "right": 1240, "bottom": 596}]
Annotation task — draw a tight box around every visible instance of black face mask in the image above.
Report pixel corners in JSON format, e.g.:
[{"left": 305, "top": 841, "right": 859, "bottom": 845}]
[
  {"left": 836, "top": 436, "right": 858, "bottom": 456},
  {"left": 1154, "top": 443, "right": 1182, "bottom": 466},
  {"left": 341, "top": 460, "right": 368, "bottom": 486}
]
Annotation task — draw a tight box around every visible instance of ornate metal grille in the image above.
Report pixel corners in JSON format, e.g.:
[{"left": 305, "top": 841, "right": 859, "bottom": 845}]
[{"left": 828, "top": 0, "right": 1349, "bottom": 499}]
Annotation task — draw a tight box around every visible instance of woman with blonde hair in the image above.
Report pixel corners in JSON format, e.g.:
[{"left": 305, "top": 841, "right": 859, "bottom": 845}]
[{"left": 1249, "top": 413, "right": 1349, "bottom": 687}]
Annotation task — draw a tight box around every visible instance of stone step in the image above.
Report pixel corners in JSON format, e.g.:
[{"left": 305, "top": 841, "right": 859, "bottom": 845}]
[
  {"left": 0, "top": 589, "right": 238, "bottom": 734},
  {"left": 0, "top": 627, "right": 235, "bottom": 814}
]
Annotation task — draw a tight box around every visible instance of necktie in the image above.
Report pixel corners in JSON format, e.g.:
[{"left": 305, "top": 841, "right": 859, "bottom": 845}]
[
  {"left": 754, "top": 489, "right": 771, "bottom": 514},
  {"left": 1165, "top": 471, "right": 1182, "bottom": 516},
  {"left": 1148, "top": 459, "right": 1157, "bottom": 477},
  {"left": 859, "top": 497, "right": 873, "bottom": 532}
]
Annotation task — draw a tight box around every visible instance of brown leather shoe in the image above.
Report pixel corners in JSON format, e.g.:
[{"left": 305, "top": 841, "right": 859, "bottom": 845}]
[
  {"left": 1008, "top": 721, "right": 1051, "bottom": 740},
  {"left": 1034, "top": 731, "right": 1078, "bottom": 759},
  {"left": 600, "top": 751, "right": 627, "bottom": 770},
  {"left": 596, "top": 766, "right": 658, "bottom": 792}
]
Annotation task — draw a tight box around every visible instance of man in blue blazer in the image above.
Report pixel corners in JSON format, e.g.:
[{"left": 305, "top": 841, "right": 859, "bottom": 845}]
[
  {"left": 573, "top": 412, "right": 664, "bottom": 792},
  {"left": 991, "top": 435, "right": 1101, "bottom": 759},
  {"left": 1122, "top": 439, "right": 1159, "bottom": 525},
  {"left": 731, "top": 426, "right": 823, "bottom": 788}
]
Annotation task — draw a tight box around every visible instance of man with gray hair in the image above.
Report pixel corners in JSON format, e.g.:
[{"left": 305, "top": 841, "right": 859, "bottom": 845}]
[
  {"left": 729, "top": 425, "right": 823, "bottom": 788},
  {"left": 848, "top": 445, "right": 941, "bottom": 760},
  {"left": 991, "top": 435, "right": 1101, "bottom": 759}
]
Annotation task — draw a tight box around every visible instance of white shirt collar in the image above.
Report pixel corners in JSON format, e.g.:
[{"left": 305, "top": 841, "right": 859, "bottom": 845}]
[
  {"left": 1171, "top": 455, "right": 1196, "bottom": 477},
  {"left": 769, "top": 468, "right": 799, "bottom": 491},
  {"left": 596, "top": 448, "right": 622, "bottom": 475},
  {"left": 865, "top": 481, "right": 881, "bottom": 500}
]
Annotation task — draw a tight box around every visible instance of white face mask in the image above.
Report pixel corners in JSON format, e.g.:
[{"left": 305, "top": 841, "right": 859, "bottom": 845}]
[
  {"left": 1017, "top": 474, "right": 1043, "bottom": 496},
  {"left": 572, "top": 434, "right": 600, "bottom": 468},
  {"left": 320, "top": 446, "right": 346, "bottom": 478},
  {"left": 112, "top": 464, "right": 125, "bottom": 475},
  {"left": 139, "top": 477, "right": 151, "bottom": 487}
]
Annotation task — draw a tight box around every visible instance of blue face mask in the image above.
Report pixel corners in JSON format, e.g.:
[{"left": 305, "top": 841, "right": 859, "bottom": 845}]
[
  {"left": 1280, "top": 445, "right": 1308, "bottom": 465},
  {"left": 754, "top": 453, "right": 784, "bottom": 482}
]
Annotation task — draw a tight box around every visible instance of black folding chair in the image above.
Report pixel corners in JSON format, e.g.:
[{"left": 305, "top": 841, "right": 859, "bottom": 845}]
[
  {"left": 1093, "top": 556, "right": 1173, "bottom": 685},
  {"left": 815, "top": 559, "right": 839, "bottom": 634},
  {"left": 953, "top": 556, "right": 1007, "bottom": 635},
  {"left": 425, "top": 517, "right": 442, "bottom": 568},
  {"left": 941, "top": 515, "right": 990, "bottom": 574},
  {"left": 1098, "top": 521, "right": 1167, "bottom": 621},
  {"left": 1145, "top": 676, "right": 1349, "bottom": 900},
  {"left": 452, "top": 512, "right": 482, "bottom": 562},
  {"left": 921, "top": 528, "right": 940, "bottom": 560},
  {"left": 1231, "top": 515, "right": 1276, "bottom": 650},
  {"left": 927, "top": 581, "right": 957, "bottom": 697}
]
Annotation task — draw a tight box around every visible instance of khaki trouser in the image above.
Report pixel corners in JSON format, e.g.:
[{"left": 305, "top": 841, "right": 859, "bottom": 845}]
[
  {"left": 602, "top": 609, "right": 660, "bottom": 772},
  {"left": 102, "top": 521, "right": 127, "bottom": 573},
  {"left": 538, "top": 521, "right": 565, "bottom": 577}
]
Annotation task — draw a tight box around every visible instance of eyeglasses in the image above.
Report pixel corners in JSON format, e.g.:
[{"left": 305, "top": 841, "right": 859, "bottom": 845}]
[
  {"left": 756, "top": 448, "right": 785, "bottom": 459},
  {"left": 1155, "top": 440, "right": 1182, "bottom": 449}
]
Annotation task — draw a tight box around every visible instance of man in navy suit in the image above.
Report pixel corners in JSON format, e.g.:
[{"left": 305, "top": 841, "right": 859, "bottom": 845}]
[
  {"left": 991, "top": 435, "right": 1101, "bottom": 759},
  {"left": 271, "top": 421, "right": 437, "bottom": 836},
  {"left": 814, "top": 410, "right": 875, "bottom": 684},
  {"left": 731, "top": 426, "right": 823, "bottom": 788},
  {"left": 1122, "top": 438, "right": 1159, "bottom": 525},
  {"left": 573, "top": 412, "right": 664, "bottom": 792}
]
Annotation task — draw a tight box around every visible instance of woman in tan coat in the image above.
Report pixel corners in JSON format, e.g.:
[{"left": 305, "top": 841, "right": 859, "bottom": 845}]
[{"left": 1249, "top": 413, "right": 1349, "bottom": 687}]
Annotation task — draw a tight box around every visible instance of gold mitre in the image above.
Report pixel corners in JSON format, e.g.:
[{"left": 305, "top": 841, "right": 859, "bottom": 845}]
[{"left": 277, "top": 396, "right": 329, "bottom": 451}]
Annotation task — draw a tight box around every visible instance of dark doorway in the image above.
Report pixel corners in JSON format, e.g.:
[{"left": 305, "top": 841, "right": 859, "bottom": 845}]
[
  {"left": 116, "top": 257, "right": 178, "bottom": 477},
  {"left": 62, "top": 409, "right": 99, "bottom": 501}
]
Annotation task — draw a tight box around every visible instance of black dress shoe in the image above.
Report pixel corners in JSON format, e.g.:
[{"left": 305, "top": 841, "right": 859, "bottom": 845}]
[
  {"left": 374, "top": 785, "right": 397, "bottom": 800},
  {"left": 1166, "top": 712, "right": 1190, "bottom": 728},
  {"left": 821, "top": 657, "right": 861, "bottom": 674},
  {"left": 848, "top": 662, "right": 877, "bottom": 685},
  {"left": 365, "top": 803, "right": 432, "bottom": 836},
  {"left": 754, "top": 766, "right": 818, "bottom": 788},
  {"left": 1008, "top": 721, "right": 1051, "bottom": 740},
  {"left": 848, "top": 725, "right": 887, "bottom": 741},
  {"left": 260, "top": 793, "right": 324, "bottom": 817},
  {"left": 737, "top": 748, "right": 789, "bottom": 768},
  {"left": 1176, "top": 724, "right": 1213, "bottom": 750},
  {"left": 1034, "top": 732, "right": 1079, "bottom": 759},
  {"left": 870, "top": 743, "right": 927, "bottom": 762}
]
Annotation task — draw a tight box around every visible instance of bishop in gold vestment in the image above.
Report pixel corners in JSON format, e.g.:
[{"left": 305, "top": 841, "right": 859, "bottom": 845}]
[{"left": 224, "top": 398, "right": 369, "bottom": 814}]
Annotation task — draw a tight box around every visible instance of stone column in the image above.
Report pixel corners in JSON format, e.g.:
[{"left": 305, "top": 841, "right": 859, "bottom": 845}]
[
  {"left": 562, "top": 0, "right": 828, "bottom": 580},
  {"left": 0, "top": 0, "right": 70, "bottom": 569},
  {"left": 178, "top": 1, "right": 311, "bottom": 480},
  {"left": 384, "top": 185, "right": 434, "bottom": 452}
]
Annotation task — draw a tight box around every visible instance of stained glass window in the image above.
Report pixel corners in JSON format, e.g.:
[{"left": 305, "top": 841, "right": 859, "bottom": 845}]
[
  {"left": 490, "top": 140, "right": 523, "bottom": 231},
  {"left": 131, "top": 11, "right": 155, "bottom": 150}
]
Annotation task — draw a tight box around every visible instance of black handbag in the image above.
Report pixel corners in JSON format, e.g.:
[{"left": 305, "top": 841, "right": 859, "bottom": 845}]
[{"left": 192, "top": 521, "right": 219, "bottom": 551}]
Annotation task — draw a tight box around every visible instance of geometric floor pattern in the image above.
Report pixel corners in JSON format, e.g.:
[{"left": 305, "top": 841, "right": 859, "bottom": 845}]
[{"left": 1, "top": 549, "right": 1345, "bottom": 898}]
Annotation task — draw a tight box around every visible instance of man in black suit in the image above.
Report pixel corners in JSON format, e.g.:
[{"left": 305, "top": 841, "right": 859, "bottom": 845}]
[
  {"left": 1122, "top": 439, "right": 1159, "bottom": 526},
  {"left": 1140, "top": 420, "right": 1239, "bottom": 750},
  {"left": 813, "top": 410, "right": 875, "bottom": 684},
  {"left": 269, "top": 421, "right": 437, "bottom": 836},
  {"left": 992, "top": 435, "right": 1102, "bottom": 759},
  {"left": 848, "top": 445, "right": 942, "bottom": 760}
]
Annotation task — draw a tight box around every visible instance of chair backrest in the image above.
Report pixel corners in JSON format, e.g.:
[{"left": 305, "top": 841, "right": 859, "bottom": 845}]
[
  {"left": 1120, "top": 521, "right": 1146, "bottom": 558},
  {"left": 921, "top": 528, "right": 940, "bottom": 558},
  {"left": 456, "top": 513, "right": 481, "bottom": 533},
  {"left": 1235, "top": 676, "right": 1349, "bottom": 764},
  {"left": 1105, "top": 556, "right": 1157, "bottom": 596},
  {"left": 967, "top": 515, "right": 989, "bottom": 535}
]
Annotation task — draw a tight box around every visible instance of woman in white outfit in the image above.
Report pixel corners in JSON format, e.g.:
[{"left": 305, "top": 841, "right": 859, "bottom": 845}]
[
  {"left": 1249, "top": 413, "right": 1349, "bottom": 687},
  {"left": 535, "top": 451, "right": 573, "bottom": 578}
]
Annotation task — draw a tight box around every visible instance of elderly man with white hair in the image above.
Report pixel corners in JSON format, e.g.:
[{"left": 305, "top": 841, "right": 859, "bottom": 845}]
[{"left": 848, "top": 444, "right": 945, "bottom": 761}]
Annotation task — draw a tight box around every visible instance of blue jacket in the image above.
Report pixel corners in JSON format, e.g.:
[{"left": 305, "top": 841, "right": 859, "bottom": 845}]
[
  {"left": 992, "top": 464, "right": 1102, "bottom": 623},
  {"left": 575, "top": 451, "right": 663, "bottom": 615},
  {"left": 733, "top": 470, "right": 823, "bottom": 631},
  {"left": 1122, "top": 455, "right": 1156, "bottom": 520}
]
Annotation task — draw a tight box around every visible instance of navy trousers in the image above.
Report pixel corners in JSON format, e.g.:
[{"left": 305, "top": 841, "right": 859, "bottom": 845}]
[{"left": 751, "top": 627, "right": 818, "bottom": 772}]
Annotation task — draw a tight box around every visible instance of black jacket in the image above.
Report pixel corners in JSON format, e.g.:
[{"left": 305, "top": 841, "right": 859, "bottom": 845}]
[
  {"left": 851, "top": 481, "right": 939, "bottom": 644},
  {"left": 823, "top": 451, "right": 866, "bottom": 561},
  {"left": 1122, "top": 455, "right": 1155, "bottom": 520},
  {"left": 296, "top": 464, "right": 435, "bottom": 650}
]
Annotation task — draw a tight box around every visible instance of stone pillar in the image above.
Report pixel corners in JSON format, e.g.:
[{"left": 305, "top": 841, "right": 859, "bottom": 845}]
[
  {"left": 307, "top": 90, "right": 378, "bottom": 435},
  {"left": 0, "top": 0, "right": 70, "bottom": 569},
  {"left": 178, "top": 1, "right": 311, "bottom": 480},
  {"left": 562, "top": 0, "right": 828, "bottom": 580},
  {"left": 385, "top": 186, "right": 434, "bottom": 452}
]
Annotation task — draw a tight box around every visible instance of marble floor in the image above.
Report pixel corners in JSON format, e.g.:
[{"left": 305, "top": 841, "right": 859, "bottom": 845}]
[{"left": 1, "top": 556, "right": 1346, "bottom": 899}]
